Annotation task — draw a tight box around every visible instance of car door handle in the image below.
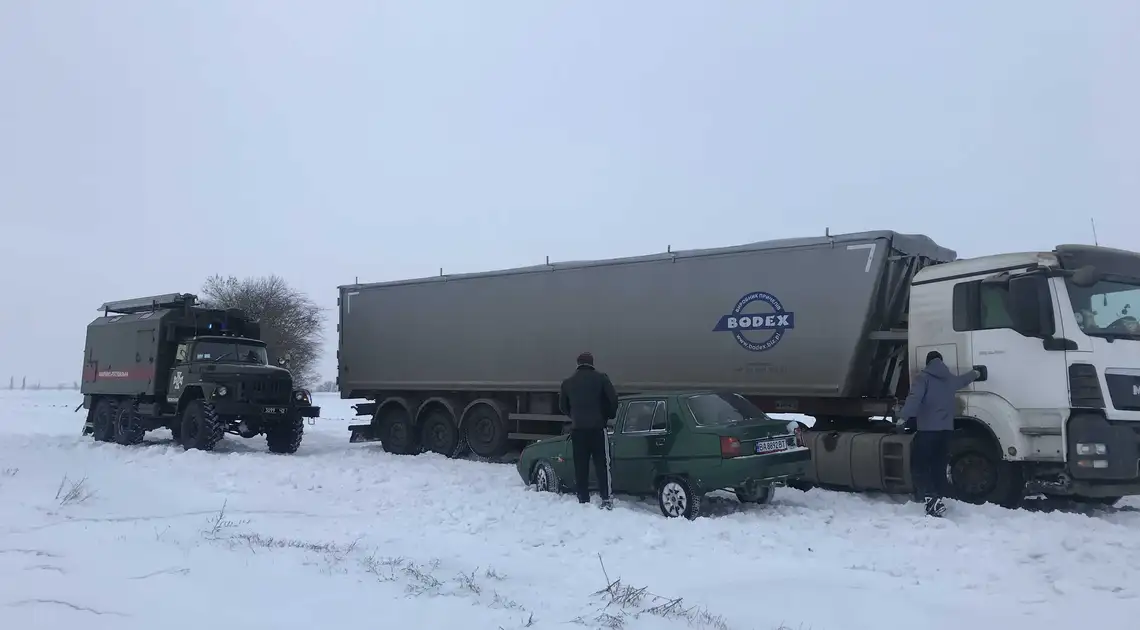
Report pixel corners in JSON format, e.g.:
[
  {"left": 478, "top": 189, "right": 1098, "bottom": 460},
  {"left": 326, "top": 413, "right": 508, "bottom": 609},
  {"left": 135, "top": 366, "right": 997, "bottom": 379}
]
[{"left": 654, "top": 438, "right": 665, "bottom": 446}]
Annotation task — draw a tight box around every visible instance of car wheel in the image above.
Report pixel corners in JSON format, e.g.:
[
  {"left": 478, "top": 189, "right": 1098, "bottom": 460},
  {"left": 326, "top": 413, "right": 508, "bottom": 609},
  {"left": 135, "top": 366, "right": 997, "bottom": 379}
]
[
  {"left": 531, "top": 460, "right": 561, "bottom": 493},
  {"left": 657, "top": 477, "right": 701, "bottom": 520},
  {"left": 735, "top": 483, "right": 774, "bottom": 505}
]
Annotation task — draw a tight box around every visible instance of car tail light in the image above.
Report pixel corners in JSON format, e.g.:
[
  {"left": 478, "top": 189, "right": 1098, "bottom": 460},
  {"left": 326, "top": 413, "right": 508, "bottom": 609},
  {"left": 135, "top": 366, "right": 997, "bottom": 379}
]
[
  {"left": 794, "top": 426, "right": 805, "bottom": 447},
  {"left": 720, "top": 436, "right": 741, "bottom": 458}
]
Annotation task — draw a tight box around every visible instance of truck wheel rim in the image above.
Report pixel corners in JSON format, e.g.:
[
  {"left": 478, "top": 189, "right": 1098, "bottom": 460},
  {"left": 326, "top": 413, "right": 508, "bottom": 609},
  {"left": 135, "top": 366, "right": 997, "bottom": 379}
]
[
  {"left": 662, "top": 482, "right": 687, "bottom": 516},
  {"left": 950, "top": 453, "right": 996, "bottom": 498},
  {"left": 535, "top": 466, "right": 550, "bottom": 490},
  {"left": 390, "top": 423, "right": 408, "bottom": 446}
]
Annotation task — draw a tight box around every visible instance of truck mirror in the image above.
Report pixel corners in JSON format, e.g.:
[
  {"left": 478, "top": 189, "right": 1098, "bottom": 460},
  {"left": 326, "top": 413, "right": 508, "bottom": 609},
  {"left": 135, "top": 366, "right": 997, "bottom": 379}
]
[
  {"left": 1070, "top": 265, "right": 1100, "bottom": 288},
  {"left": 1008, "top": 275, "right": 1053, "bottom": 338}
]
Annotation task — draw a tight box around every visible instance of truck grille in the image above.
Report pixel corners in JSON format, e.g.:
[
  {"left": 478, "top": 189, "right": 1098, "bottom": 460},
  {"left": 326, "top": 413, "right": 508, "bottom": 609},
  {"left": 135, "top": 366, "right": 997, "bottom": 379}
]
[
  {"left": 1105, "top": 374, "right": 1140, "bottom": 412},
  {"left": 240, "top": 379, "right": 291, "bottom": 404}
]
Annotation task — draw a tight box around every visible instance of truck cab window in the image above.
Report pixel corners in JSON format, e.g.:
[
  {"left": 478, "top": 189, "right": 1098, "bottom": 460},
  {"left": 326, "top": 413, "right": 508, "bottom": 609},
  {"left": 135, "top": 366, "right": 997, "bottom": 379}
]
[
  {"left": 952, "top": 280, "right": 1015, "bottom": 331},
  {"left": 175, "top": 344, "right": 188, "bottom": 363}
]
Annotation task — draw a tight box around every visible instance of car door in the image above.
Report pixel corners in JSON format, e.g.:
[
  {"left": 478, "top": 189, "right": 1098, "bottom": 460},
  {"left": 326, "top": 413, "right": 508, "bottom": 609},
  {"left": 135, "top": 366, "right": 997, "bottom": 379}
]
[{"left": 610, "top": 399, "right": 668, "bottom": 495}]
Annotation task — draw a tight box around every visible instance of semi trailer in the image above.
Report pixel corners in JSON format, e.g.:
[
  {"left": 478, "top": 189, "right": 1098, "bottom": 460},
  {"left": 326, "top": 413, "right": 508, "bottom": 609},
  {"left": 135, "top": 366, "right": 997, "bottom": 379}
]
[{"left": 337, "top": 230, "right": 1140, "bottom": 507}]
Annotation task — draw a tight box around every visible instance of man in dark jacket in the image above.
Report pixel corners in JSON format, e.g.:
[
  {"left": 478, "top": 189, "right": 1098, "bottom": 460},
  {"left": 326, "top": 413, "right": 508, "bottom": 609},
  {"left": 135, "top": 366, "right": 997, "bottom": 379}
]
[
  {"left": 558, "top": 351, "right": 619, "bottom": 508},
  {"left": 898, "top": 351, "right": 985, "bottom": 517}
]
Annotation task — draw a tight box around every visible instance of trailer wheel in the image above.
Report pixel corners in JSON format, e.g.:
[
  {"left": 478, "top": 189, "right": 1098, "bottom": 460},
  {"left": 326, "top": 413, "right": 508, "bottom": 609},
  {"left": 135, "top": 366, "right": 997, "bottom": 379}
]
[
  {"left": 419, "top": 409, "right": 461, "bottom": 457},
  {"left": 91, "top": 399, "right": 115, "bottom": 443},
  {"left": 947, "top": 433, "right": 1024, "bottom": 508},
  {"left": 464, "top": 404, "right": 509, "bottom": 459},
  {"left": 266, "top": 413, "right": 304, "bottom": 454},
  {"left": 180, "top": 400, "right": 224, "bottom": 451},
  {"left": 113, "top": 403, "right": 145, "bottom": 446},
  {"left": 378, "top": 407, "right": 418, "bottom": 455}
]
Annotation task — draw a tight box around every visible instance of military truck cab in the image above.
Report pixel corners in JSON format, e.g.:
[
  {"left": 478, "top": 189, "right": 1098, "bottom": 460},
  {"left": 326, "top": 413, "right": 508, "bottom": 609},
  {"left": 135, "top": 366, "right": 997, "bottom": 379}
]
[{"left": 80, "top": 293, "right": 319, "bottom": 454}]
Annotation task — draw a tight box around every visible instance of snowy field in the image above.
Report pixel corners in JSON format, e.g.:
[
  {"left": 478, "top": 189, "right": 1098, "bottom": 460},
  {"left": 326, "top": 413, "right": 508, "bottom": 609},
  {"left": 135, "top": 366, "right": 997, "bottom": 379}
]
[{"left": 2, "top": 390, "right": 1139, "bottom": 630}]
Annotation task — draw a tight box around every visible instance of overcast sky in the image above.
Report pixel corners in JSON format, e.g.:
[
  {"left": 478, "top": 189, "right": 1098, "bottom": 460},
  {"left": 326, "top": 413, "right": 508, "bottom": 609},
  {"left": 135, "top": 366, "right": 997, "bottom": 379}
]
[{"left": 1, "top": 1, "right": 1136, "bottom": 387}]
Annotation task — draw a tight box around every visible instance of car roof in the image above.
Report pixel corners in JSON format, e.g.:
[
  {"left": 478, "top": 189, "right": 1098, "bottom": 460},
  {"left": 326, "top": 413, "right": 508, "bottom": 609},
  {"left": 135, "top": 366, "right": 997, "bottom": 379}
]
[{"left": 618, "top": 390, "right": 719, "bottom": 401}]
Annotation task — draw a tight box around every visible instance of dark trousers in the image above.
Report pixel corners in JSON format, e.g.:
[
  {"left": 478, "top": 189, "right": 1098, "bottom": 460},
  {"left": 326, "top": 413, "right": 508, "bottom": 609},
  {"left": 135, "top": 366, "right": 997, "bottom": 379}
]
[
  {"left": 571, "top": 428, "right": 611, "bottom": 502},
  {"left": 911, "top": 430, "right": 951, "bottom": 500}
]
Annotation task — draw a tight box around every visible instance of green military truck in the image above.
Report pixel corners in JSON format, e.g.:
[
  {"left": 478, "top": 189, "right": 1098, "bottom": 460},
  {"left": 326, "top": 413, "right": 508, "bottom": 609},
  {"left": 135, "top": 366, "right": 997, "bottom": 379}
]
[{"left": 79, "top": 293, "right": 320, "bottom": 453}]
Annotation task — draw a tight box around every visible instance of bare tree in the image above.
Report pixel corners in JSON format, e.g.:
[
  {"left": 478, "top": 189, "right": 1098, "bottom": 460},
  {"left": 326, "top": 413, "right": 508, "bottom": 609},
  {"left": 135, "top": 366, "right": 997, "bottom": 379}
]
[
  {"left": 200, "top": 275, "right": 326, "bottom": 387},
  {"left": 315, "top": 379, "right": 337, "bottom": 393}
]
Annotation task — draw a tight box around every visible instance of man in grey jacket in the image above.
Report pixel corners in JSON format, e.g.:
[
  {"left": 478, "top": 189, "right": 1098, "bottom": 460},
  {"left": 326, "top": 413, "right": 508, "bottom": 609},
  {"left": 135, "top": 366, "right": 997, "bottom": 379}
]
[{"left": 899, "top": 351, "right": 985, "bottom": 517}]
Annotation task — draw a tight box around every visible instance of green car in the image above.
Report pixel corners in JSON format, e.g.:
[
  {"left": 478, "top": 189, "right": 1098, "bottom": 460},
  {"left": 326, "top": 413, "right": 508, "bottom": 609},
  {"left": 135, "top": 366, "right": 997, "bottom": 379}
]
[{"left": 516, "top": 391, "right": 811, "bottom": 519}]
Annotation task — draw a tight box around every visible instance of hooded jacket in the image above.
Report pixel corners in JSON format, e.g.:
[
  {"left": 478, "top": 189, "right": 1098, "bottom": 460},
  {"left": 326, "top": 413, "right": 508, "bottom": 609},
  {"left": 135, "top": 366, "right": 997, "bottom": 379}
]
[{"left": 899, "top": 358, "right": 979, "bottom": 432}]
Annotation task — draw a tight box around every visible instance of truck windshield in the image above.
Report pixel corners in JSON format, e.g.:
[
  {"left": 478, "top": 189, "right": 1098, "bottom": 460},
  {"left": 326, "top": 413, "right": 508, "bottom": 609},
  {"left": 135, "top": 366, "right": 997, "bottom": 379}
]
[
  {"left": 682, "top": 393, "right": 769, "bottom": 427},
  {"left": 1065, "top": 278, "right": 1140, "bottom": 341},
  {"left": 191, "top": 340, "right": 269, "bottom": 365}
]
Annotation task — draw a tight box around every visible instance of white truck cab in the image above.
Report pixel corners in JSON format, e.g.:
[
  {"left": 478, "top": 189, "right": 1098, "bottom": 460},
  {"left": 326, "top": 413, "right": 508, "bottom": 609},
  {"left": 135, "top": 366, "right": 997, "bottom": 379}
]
[{"left": 910, "top": 244, "right": 1140, "bottom": 505}]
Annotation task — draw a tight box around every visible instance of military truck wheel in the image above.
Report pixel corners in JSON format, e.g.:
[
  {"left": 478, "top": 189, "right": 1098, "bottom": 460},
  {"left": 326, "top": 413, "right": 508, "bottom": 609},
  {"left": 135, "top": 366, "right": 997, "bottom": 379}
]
[
  {"left": 657, "top": 476, "right": 701, "bottom": 520},
  {"left": 735, "top": 483, "right": 774, "bottom": 505},
  {"left": 531, "top": 460, "right": 561, "bottom": 493},
  {"left": 464, "top": 404, "right": 509, "bottom": 459},
  {"left": 113, "top": 404, "right": 145, "bottom": 446},
  {"left": 180, "top": 400, "right": 224, "bottom": 451},
  {"left": 947, "top": 433, "right": 1024, "bottom": 509},
  {"left": 91, "top": 399, "right": 115, "bottom": 443},
  {"left": 420, "top": 409, "right": 461, "bottom": 457},
  {"left": 266, "top": 414, "right": 304, "bottom": 454},
  {"left": 378, "top": 407, "right": 418, "bottom": 455}
]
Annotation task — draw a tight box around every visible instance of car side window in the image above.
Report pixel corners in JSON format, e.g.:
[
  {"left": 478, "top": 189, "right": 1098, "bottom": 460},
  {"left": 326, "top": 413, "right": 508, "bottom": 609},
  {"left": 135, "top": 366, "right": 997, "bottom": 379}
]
[
  {"left": 650, "top": 402, "right": 667, "bottom": 432},
  {"left": 622, "top": 400, "right": 667, "bottom": 434},
  {"left": 608, "top": 402, "right": 627, "bottom": 432}
]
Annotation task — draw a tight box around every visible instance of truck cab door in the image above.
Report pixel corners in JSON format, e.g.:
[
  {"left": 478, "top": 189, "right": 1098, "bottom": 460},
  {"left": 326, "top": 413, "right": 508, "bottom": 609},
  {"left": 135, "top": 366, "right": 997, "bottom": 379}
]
[
  {"left": 167, "top": 343, "right": 189, "bottom": 403},
  {"left": 955, "top": 277, "right": 1070, "bottom": 454}
]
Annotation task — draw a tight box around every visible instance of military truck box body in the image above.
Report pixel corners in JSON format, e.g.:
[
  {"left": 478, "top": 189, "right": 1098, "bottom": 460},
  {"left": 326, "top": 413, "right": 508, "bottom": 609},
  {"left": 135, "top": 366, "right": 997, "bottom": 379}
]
[
  {"left": 81, "top": 300, "right": 260, "bottom": 400},
  {"left": 338, "top": 231, "right": 956, "bottom": 411}
]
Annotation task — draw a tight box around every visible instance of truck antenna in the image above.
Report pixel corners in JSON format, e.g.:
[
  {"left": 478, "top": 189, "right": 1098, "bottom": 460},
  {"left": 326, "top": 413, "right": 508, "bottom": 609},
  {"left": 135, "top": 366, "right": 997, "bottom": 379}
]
[{"left": 1090, "top": 218, "right": 1099, "bottom": 246}]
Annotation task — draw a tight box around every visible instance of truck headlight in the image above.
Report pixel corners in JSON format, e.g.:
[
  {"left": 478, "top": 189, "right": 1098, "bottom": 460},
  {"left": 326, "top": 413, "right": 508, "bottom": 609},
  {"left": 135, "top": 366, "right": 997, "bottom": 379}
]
[
  {"left": 1076, "top": 443, "right": 1107, "bottom": 456},
  {"left": 294, "top": 390, "right": 310, "bottom": 404},
  {"left": 216, "top": 386, "right": 228, "bottom": 397}
]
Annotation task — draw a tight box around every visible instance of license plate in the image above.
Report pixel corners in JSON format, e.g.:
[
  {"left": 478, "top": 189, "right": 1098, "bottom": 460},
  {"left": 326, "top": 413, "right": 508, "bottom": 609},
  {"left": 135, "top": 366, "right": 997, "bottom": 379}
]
[
  {"left": 264, "top": 406, "right": 287, "bottom": 415},
  {"left": 755, "top": 438, "right": 788, "bottom": 454}
]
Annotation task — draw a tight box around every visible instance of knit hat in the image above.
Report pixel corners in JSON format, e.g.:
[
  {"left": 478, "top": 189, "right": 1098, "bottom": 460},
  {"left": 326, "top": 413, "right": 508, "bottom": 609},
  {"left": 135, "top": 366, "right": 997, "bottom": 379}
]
[
  {"left": 925, "top": 351, "right": 943, "bottom": 365},
  {"left": 576, "top": 351, "right": 594, "bottom": 366}
]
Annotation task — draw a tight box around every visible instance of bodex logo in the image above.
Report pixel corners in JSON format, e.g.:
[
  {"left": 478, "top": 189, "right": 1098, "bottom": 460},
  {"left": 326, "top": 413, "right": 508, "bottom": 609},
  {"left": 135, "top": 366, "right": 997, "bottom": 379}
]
[{"left": 712, "top": 291, "right": 796, "bottom": 352}]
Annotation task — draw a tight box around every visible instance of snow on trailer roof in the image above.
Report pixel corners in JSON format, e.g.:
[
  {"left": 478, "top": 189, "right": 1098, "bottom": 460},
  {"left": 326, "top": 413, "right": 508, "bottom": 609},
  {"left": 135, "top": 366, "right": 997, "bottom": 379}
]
[{"left": 339, "top": 229, "right": 958, "bottom": 291}]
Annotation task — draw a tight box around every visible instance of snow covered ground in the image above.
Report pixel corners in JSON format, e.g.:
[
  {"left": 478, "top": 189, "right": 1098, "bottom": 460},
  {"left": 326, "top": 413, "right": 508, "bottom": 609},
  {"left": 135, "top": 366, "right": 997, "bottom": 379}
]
[{"left": 2, "top": 390, "right": 1139, "bottom": 630}]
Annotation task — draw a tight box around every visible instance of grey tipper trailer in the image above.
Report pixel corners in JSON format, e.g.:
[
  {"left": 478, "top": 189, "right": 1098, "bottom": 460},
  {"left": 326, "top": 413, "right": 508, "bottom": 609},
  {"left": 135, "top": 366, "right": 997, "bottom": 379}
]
[{"left": 338, "top": 230, "right": 953, "bottom": 459}]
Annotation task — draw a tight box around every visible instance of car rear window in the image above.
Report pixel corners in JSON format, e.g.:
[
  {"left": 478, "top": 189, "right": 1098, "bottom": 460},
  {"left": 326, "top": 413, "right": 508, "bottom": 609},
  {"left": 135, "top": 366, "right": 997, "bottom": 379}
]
[{"left": 683, "top": 393, "right": 768, "bottom": 427}]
